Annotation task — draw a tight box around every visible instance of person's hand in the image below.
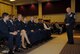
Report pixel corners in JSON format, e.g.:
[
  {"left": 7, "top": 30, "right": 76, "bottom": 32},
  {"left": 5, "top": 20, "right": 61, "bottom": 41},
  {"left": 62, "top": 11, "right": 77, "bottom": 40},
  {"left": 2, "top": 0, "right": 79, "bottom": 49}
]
[
  {"left": 13, "top": 31, "right": 17, "bottom": 35},
  {"left": 31, "top": 30, "right": 34, "bottom": 32},
  {"left": 10, "top": 31, "right": 17, "bottom": 35}
]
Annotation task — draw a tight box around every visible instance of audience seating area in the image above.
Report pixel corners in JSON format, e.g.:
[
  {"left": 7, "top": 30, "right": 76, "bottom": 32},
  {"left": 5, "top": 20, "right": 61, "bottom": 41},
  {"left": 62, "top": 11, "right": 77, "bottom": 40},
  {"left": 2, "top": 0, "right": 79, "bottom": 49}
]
[
  {"left": 26, "top": 30, "right": 51, "bottom": 45},
  {"left": 0, "top": 21, "right": 67, "bottom": 47},
  {"left": 0, "top": 16, "right": 79, "bottom": 54},
  {"left": 0, "top": 18, "right": 52, "bottom": 49},
  {"left": 51, "top": 22, "right": 66, "bottom": 34}
]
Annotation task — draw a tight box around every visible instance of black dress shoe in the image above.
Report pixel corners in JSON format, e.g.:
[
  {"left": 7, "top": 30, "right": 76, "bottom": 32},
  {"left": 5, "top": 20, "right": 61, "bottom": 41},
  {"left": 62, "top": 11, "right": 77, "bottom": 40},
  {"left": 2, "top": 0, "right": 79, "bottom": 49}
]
[
  {"left": 69, "top": 42, "right": 74, "bottom": 44},
  {"left": 21, "top": 46, "right": 28, "bottom": 49},
  {"left": 15, "top": 48, "right": 23, "bottom": 52},
  {"left": 67, "top": 42, "right": 74, "bottom": 44},
  {"left": 26, "top": 44, "right": 32, "bottom": 48},
  {"left": 8, "top": 50, "right": 14, "bottom": 54},
  {"left": 21, "top": 46, "right": 28, "bottom": 50}
]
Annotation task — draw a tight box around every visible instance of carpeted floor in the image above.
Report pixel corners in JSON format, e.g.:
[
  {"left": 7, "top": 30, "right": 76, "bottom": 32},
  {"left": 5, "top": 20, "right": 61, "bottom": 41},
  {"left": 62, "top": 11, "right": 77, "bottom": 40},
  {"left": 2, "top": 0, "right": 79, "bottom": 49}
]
[
  {"left": 60, "top": 38, "right": 80, "bottom": 54},
  {"left": 15, "top": 38, "right": 54, "bottom": 54}
]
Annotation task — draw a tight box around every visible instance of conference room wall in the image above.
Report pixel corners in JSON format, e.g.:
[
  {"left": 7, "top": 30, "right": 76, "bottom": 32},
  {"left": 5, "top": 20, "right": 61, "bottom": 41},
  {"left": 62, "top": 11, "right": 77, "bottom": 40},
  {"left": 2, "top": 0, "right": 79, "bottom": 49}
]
[
  {"left": 76, "top": 13, "right": 80, "bottom": 22},
  {"left": 0, "top": 0, "right": 80, "bottom": 23},
  {"left": 41, "top": 0, "right": 75, "bottom": 23},
  {"left": 25, "top": 0, "right": 76, "bottom": 23},
  {"left": 0, "top": 0, "right": 12, "bottom": 16},
  {"left": 42, "top": 0, "right": 80, "bottom": 23}
]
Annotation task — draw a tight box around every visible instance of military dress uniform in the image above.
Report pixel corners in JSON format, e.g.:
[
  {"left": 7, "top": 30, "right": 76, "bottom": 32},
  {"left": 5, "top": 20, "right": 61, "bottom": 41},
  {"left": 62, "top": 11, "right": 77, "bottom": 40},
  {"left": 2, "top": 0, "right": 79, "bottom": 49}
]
[
  {"left": 0, "top": 19, "right": 15, "bottom": 54},
  {"left": 64, "top": 12, "right": 75, "bottom": 44},
  {"left": 7, "top": 20, "right": 21, "bottom": 49}
]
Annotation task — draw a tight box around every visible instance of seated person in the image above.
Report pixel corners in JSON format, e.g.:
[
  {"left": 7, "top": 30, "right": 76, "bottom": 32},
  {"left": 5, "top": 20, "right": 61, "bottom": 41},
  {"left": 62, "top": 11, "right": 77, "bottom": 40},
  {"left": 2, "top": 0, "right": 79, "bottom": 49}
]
[
  {"left": 43, "top": 20, "right": 51, "bottom": 38},
  {"left": 0, "top": 13, "right": 20, "bottom": 54},
  {"left": 25, "top": 17, "right": 47, "bottom": 43},
  {"left": 37, "top": 19, "right": 44, "bottom": 30},
  {"left": 43, "top": 20, "right": 51, "bottom": 30},
  {"left": 14, "top": 14, "right": 31, "bottom": 49},
  {"left": 54, "top": 22, "right": 63, "bottom": 34},
  {"left": 26, "top": 17, "right": 39, "bottom": 44},
  {"left": 7, "top": 15, "right": 22, "bottom": 52},
  {"left": 37, "top": 19, "right": 51, "bottom": 40},
  {"left": 27, "top": 17, "right": 36, "bottom": 32}
]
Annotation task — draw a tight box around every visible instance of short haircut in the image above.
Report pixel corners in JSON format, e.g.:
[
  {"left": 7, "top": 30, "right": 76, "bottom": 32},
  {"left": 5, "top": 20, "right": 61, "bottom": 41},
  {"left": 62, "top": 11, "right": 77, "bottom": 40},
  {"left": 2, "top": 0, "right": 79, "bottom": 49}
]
[
  {"left": 17, "top": 14, "right": 22, "bottom": 16},
  {"left": 2, "top": 12, "right": 9, "bottom": 18},
  {"left": 23, "top": 16, "right": 26, "bottom": 18},
  {"left": 67, "top": 7, "right": 71, "bottom": 9},
  {"left": 38, "top": 19, "right": 43, "bottom": 20}
]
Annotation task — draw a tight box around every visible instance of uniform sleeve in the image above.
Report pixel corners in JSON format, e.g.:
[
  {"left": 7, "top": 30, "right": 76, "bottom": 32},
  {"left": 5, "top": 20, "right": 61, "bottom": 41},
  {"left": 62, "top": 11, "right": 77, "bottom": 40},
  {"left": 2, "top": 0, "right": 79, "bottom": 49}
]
[{"left": 0, "top": 22, "right": 9, "bottom": 35}]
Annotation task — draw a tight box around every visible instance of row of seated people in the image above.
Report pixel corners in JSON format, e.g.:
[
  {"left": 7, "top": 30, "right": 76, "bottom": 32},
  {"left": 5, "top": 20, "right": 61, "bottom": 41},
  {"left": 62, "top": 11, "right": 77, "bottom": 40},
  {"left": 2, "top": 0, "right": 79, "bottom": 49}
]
[
  {"left": 0, "top": 13, "right": 51, "bottom": 54},
  {"left": 51, "top": 22, "right": 66, "bottom": 34}
]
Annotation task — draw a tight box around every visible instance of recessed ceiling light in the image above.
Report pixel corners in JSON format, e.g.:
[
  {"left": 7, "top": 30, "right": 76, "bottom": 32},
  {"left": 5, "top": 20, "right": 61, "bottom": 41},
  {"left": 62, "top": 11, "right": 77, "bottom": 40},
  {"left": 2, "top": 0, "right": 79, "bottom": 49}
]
[{"left": 10, "top": 0, "right": 15, "bottom": 1}]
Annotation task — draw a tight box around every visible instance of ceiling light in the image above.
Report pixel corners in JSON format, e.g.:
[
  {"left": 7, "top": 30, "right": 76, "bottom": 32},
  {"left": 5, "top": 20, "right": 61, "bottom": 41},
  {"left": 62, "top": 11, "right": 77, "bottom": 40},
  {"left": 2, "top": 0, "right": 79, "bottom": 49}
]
[{"left": 10, "top": 0, "right": 15, "bottom": 1}]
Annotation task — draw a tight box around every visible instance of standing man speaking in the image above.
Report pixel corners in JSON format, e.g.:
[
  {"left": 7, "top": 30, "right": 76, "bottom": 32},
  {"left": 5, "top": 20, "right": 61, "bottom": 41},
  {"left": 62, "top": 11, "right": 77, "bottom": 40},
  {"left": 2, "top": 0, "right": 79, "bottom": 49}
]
[{"left": 64, "top": 7, "right": 75, "bottom": 44}]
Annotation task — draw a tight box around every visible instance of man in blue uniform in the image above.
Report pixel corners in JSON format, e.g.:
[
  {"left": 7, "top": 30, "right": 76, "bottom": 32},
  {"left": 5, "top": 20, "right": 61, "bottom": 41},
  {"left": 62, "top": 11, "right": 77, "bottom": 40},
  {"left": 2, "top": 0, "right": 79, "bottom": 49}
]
[
  {"left": 0, "top": 13, "right": 18, "bottom": 54},
  {"left": 64, "top": 7, "right": 75, "bottom": 44},
  {"left": 27, "top": 17, "right": 39, "bottom": 44},
  {"left": 27, "top": 17, "right": 36, "bottom": 32},
  {"left": 7, "top": 15, "right": 21, "bottom": 52},
  {"left": 37, "top": 19, "right": 44, "bottom": 30}
]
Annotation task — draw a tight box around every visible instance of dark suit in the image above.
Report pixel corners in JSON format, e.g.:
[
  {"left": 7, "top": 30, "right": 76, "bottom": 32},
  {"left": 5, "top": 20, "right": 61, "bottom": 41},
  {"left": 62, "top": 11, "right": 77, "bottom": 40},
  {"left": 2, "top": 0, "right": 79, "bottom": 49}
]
[
  {"left": 7, "top": 20, "right": 21, "bottom": 48},
  {"left": 25, "top": 21, "right": 39, "bottom": 44},
  {"left": 15, "top": 20, "right": 24, "bottom": 31},
  {"left": 64, "top": 12, "right": 75, "bottom": 44},
  {"left": 7, "top": 20, "right": 17, "bottom": 32},
  {"left": 37, "top": 22, "right": 51, "bottom": 40},
  {"left": 27, "top": 21, "right": 37, "bottom": 31},
  {"left": 37, "top": 22, "right": 44, "bottom": 30},
  {"left": 0, "top": 19, "right": 14, "bottom": 50}
]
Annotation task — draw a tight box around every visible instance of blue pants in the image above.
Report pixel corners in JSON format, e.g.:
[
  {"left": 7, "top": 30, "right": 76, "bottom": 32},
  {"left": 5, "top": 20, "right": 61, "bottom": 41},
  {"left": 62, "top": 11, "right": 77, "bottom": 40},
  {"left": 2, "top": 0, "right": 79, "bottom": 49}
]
[
  {"left": 66, "top": 26, "right": 74, "bottom": 43},
  {"left": 5, "top": 32, "right": 21, "bottom": 50}
]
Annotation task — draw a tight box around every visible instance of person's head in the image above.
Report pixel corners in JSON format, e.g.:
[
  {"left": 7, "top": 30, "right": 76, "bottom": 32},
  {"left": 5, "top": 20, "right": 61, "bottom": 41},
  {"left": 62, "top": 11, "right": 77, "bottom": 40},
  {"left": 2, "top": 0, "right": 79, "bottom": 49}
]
[
  {"left": 2, "top": 12, "right": 9, "bottom": 21},
  {"left": 38, "top": 19, "right": 43, "bottom": 23},
  {"left": 12, "top": 15, "right": 16, "bottom": 20},
  {"left": 43, "top": 20, "right": 46, "bottom": 23},
  {"left": 43, "top": 20, "right": 50, "bottom": 24},
  {"left": 23, "top": 16, "right": 27, "bottom": 22},
  {"left": 66, "top": 7, "right": 71, "bottom": 13},
  {"left": 9, "top": 15, "right": 15, "bottom": 20},
  {"left": 17, "top": 14, "right": 23, "bottom": 21},
  {"left": 34, "top": 17, "right": 38, "bottom": 23}
]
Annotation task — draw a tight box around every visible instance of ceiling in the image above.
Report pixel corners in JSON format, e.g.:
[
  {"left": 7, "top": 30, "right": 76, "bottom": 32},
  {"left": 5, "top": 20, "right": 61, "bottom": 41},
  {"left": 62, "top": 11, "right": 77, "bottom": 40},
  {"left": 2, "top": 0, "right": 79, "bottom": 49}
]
[{"left": 3, "top": 0, "right": 59, "bottom": 5}]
